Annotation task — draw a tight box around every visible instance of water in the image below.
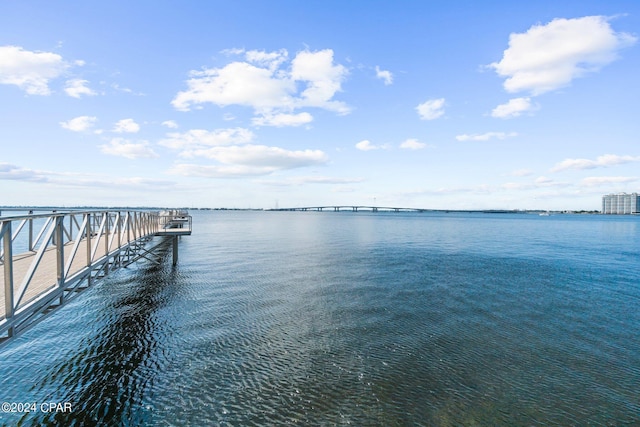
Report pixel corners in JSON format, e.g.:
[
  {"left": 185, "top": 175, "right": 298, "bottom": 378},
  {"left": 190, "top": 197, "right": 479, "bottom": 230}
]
[{"left": 1, "top": 211, "right": 639, "bottom": 426}]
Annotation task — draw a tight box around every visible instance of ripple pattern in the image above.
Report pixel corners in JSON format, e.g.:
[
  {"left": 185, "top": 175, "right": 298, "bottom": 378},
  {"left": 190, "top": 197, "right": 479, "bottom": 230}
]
[{"left": 1, "top": 211, "right": 639, "bottom": 426}]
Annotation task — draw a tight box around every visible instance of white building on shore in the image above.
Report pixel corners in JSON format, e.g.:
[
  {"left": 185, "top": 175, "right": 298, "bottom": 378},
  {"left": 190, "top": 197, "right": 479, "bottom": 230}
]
[{"left": 602, "top": 193, "right": 640, "bottom": 214}]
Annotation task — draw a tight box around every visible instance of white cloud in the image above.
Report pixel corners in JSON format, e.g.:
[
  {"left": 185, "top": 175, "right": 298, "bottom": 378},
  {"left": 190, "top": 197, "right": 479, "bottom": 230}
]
[
  {"left": 172, "top": 48, "right": 350, "bottom": 120},
  {"left": 168, "top": 144, "right": 328, "bottom": 177},
  {"left": 0, "top": 45, "right": 70, "bottom": 95},
  {"left": 113, "top": 118, "right": 140, "bottom": 133},
  {"left": 355, "top": 140, "right": 378, "bottom": 151},
  {"left": 162, "top": 120, "right": 179, "bottom": 129},
  {"left": 245, "top": 48, "right": 289, "bottom": 70},
  {"left": 185, "top": 144, "right": 327, "bottom": 168},
  {"left": 455, "top": 132, "right": 518, "bottom": 141},
  {"left": 416, "top": 98, "right": 445, "bottom": 120},
  {"left": 172, "top": 61, "right": 294, "bottom": 111},
  {"left": 489, "top": 16, "right": 636, "bottom": 95},
  {"left": 491, "top": 97, "right": 534, "bottom": 118},
  {"left": 159, "top": 128, "right": 254, "bottom": 151},
  {"left": 252, "top": 112, "right": 313, "bottom": 127},
  {"left": 64, "top": 78, "right": 96, "bottom": 98},
  {"left": 399, "top": 138, "right": 426, "bottom": 150},
  {"left": 290, "top": 49, "right": 350, "bottom": 113},
  {"left": 169, "top": 163, "right": 276, "bottom": 178},
  {"left": 375, "top": 66, "right": 393, "bottom": 85},
  {"left": 0, "top": 163, "right": 48, "bottom": 182},
  {"left": 99, "top": 138, "right": 159, "bottom": 159},
  {"left": 551, "top": 154, "right": 640, "bottom": 172},
  {"left": 535, "top": 176, "right": 554, "bottom": 185},
  {"left": 60, "top": 115, "right": 97, "bottom": 132},
  {"left": 0, "top": 162, "right": 174, "bottom": 188},
  {"left": 581, "top": 176, "right": 638, "bottom": 187}
]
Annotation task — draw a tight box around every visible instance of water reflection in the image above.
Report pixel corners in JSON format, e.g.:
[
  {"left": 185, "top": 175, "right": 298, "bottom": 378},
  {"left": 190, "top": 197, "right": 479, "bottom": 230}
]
[{"left": 29, "top": 241, "right": 177, "bottom": 426}]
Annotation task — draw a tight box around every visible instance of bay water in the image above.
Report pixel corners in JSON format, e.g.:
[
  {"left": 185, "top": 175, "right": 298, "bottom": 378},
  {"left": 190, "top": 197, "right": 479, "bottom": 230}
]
[{"left": 1, "top": 211, "right": 639, "bottom": 426}]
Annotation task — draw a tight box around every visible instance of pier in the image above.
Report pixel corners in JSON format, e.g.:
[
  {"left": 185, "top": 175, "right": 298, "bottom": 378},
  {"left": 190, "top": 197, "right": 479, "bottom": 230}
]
[{"left": 0, "top": 209, "right": 191, "bottom": 342}]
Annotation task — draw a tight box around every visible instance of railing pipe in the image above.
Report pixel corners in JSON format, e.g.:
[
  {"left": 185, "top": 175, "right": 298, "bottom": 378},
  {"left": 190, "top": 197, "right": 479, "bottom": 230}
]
[
  {"left": 55, "top": 216, "right": 65, "bottom": 293},
  {"left": 2, "top": 222, "right": 14, "bottom": 325}
]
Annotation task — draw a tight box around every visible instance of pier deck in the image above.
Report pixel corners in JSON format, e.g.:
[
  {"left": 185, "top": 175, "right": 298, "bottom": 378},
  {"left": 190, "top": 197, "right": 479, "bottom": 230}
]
[{"left": 0, "top": 209, "right": 191, "bottom": 341}]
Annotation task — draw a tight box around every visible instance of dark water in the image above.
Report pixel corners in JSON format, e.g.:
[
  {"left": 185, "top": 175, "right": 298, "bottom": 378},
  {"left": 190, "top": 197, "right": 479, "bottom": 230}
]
[{"left": 1, "top": 211, "right": 639, "bottom": 426}]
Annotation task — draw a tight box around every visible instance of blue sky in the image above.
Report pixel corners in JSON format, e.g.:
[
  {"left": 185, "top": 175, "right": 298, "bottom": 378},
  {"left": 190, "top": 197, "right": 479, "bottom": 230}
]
[{"left": 1, "top": 1, "right": 639, "bottom": 210}]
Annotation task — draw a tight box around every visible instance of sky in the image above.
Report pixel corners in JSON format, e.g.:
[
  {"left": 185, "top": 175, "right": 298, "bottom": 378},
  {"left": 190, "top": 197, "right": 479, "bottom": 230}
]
[{"left": 1, "top": 0, "right": 639, "bottom": 210}]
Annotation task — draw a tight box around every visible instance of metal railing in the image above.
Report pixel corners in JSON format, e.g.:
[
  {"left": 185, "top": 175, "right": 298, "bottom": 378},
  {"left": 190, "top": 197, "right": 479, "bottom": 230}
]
[{"left": 0, "top": 209, "right": 168, "bottom": 340}]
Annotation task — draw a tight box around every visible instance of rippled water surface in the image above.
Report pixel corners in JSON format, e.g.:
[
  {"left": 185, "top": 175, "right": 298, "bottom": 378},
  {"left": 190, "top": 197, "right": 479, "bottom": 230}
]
[{"left": 1, "top": 211, "right": 639, "bottom": 426}]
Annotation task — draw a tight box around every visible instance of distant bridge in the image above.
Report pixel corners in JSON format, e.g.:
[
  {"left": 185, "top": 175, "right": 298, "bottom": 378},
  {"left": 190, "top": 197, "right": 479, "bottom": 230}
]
[
  {"left": 268, "top": 205, "right": 431, "bottom": 212},
  {"left": 0, "top": 209, "right": 191, "bottom": 343}
]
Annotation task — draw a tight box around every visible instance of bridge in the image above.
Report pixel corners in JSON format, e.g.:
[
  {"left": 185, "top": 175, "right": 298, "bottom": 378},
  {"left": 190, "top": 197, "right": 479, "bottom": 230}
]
[
  {"left": 0, "top": 209, "right": 191, "bottom": 343},
  {"left": 268, "top": 205, "right": 430, "bottom": 212}
]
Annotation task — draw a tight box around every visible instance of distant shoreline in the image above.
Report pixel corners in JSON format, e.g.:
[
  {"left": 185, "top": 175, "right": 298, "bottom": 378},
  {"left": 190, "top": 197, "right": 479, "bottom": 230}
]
[{"left": 0, "top": 206, "right": 603, "bottom": 215}]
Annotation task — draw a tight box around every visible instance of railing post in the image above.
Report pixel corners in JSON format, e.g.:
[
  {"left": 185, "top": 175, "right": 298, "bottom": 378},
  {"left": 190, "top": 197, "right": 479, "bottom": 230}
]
[
  {"left": 117, "top": 212, "right": 122, "bottom": 248},
  {"left": 2, "top": 221, "right": 15, "bottom": 336},
  {"left": 104, "top": 212, "right": 110, "bottom": 272},
  {"left": 28, "top": 210, "right": 34, "bottom": 251},
  {"left": 85, "top": 213, "right": 92, "bottom": 267},
  {"left": 104, "top": 212, "right": 110, "bottom": 256},
  {"left": 126, "top": 212, "right": 131, "bottom": 244},
  {"left": 55, "top": 216, "right": 65, "bottom": 301}
]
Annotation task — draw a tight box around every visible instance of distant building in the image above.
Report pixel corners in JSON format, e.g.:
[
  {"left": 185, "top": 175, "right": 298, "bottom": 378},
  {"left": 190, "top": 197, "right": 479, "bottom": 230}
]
[{"left": 602, "top": 193, "right": 640, "bottom": 214}]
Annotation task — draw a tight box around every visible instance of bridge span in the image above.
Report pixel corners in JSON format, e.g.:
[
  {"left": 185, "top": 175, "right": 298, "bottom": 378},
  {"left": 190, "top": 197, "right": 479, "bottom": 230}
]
[
  {"left": 0, "top": 209, "right": 191, "bottom": 343},
  {"left": 268, "top": 205, "right": 430, "bottom": 212}
]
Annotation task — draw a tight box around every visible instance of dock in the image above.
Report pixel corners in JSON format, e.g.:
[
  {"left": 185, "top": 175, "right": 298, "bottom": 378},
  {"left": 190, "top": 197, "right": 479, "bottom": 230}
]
[{"left": 0, "top": 209, "right": 191, "bottom": 342}]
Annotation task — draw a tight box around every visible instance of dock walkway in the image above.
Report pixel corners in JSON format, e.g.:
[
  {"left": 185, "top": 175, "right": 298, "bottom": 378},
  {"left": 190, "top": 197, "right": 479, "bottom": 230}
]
[{"left": 0, "top": 209, "right": 191, "bottom": 342}]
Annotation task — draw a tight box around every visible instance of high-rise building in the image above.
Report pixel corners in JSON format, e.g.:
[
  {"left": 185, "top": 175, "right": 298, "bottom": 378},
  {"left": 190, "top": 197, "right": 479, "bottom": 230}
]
[{"left": 602, "top": 193, "right": 640, "bottom": 214}]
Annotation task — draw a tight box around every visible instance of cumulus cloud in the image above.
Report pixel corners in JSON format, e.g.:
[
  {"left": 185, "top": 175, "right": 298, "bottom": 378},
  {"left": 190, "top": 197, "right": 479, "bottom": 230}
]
[
  {"left": 99, "top": 138, "right": 158, "bottom": 159},
  {"left": 172, "top": 48, "right": 350, "bottom": 123},
  {"left": 162, "top": 120, "right": 179, "bottom": 129},
  {"left": 184, "top": 144, "right": 327, "bottom": 168},
  {"left": 60, "top": 115, "right": 98, "bottom": 132},
  {"left": 0, "top": 45, "right": 70, "bottom": 95},
  {"left": 375, "top": 66, "right": 393, "bottom": 85},
  {"left": 113, "top": 118, "right": 140, "bottom": 133},
  {"left": 416, "top": 98, "right": 445, "bottom": 120},
  {"left": 455, "top": 132, "right": 518, "bottom": 141},
  {"left": 355, "top": 140, "right": 378, "bottom": 151},
  {"left": 490, "top": 16, "right": 636, "bottom": 96},
  {"left": 491, "top": 97, "right": 535, "bottom": 118},
  {"left": 399, "top": 138, "right": 427, "bottom": 149},
  {"left": 244, "top": 48, "right": 289, "bottom": 70},
  {"left": 161, "top": 125, "right": 326, "bottom": 176},
  {"left": 168, "top": 145, "right": 328, "bottom": 177},
  {"left": 252, "top": 112, "right": 313, "bottom": 127},
  {"left": 581, "top": 176, "right": 638, "bottom": 187},
  {"left": 551, "top": 154, "right": 640, "bottom": 172},
  {"left": 64, "top": 78, "right": 96, "bottom": 98},
  {"left": 159, "top": 128, "right": 254, "bottom": 152}
]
